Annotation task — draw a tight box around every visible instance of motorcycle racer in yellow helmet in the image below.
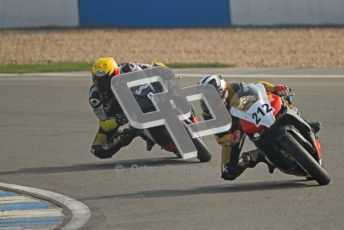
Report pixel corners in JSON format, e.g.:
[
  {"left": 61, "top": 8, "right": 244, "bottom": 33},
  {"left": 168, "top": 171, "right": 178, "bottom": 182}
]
[{"left": 89, "top": 57, "right": 166, "bottom": 159}]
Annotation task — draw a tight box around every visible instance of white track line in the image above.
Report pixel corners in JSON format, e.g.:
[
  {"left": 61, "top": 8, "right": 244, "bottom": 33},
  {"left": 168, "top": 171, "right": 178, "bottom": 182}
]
[
  {"left": 0, "top": 209, "right": 62, "bottom": 219},
  {"left": 0, "top": 72, "right": 343, "bottom": 79},
  {"left": 0, "top": 183, "right": 90, "bottom": 230},
  {"left": 0, "top": 228, "right": 51, "bottom": 230},
  {"left": 0, "top": 195, "right": 36, "bottom": 204},
  {"left": 178, "top": 73, "right": 344, "bottom": 79}
]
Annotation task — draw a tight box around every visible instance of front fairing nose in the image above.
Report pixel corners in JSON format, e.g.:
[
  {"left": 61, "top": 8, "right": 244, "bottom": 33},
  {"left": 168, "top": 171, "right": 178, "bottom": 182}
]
[{"left": 247, "top": 100, "right": 276, "bottom": 128}]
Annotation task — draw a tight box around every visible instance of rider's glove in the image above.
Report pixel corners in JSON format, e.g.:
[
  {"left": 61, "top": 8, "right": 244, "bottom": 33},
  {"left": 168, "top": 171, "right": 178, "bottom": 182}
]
[
  {"left": 274, "top": 84, "right": 289, "bottom": 96},
  {"left": 215, "top": 130, "right": 241, "bottom": 147},
  {"left": 151, "top": 62, "right": 166, "bottom": 68},
  {"left": 121, "top": 62, "right": 141, "bottom": 73}
]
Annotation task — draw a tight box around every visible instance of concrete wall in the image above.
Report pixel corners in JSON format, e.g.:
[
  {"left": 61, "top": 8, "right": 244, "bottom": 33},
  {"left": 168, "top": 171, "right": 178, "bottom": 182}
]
[
  {"left": 78, "top": 0, "right": 230, "bottom": 27},
  {"left": 0, "top": 0, "right": 79, "bottom": 29},
  {"left": 230, "top": 0, "right": 344, "bottom": 26},
  {"left": 1, "top": 0, "right": 344, "bottom": 28}
]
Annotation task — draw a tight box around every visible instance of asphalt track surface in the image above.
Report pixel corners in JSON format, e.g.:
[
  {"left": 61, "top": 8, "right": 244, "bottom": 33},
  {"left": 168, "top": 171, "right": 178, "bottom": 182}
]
[{"left": 1, "top": 68, "right": 344, "bottom": 230}]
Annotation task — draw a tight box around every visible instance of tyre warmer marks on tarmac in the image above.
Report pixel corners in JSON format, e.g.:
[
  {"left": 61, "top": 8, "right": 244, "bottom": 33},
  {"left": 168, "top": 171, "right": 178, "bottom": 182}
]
[{"left": 0, "top": 190, "right": 64, "bottom": 228}]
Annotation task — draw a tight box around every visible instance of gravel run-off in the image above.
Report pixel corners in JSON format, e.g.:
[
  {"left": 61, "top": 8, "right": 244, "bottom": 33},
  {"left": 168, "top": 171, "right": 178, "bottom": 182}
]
[{"left": 0, "top": 28, "right": 344, "bottom": 67}]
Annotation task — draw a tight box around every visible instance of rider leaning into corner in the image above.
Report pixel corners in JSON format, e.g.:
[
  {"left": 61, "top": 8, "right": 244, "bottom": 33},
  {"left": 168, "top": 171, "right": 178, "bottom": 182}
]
[
  {"left": 89, "top": 57, "right": 164, "bottom": 159},
  {"left": 198, "top": 75, "right": 321, "bottom": 181}
]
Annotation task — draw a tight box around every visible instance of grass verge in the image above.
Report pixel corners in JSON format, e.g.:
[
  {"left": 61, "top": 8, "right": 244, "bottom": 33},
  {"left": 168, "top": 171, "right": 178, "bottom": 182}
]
[
  {"left": 0, "top": 62, "right": 234, "bottom": 74},
  {"left": 0, "top": 63, "right": 92, "bottom": 74}
]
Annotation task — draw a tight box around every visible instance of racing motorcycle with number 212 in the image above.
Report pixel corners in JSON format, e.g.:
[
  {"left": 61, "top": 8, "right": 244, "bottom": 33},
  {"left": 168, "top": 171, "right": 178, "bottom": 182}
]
[{"left": 230, "top": 83, "right": 330, "bottom": 185}]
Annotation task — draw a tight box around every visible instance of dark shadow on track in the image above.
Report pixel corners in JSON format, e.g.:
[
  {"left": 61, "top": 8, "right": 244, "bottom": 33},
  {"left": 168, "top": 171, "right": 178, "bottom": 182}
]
[
  {"left": 80, "top": 179, "right": 317, "bottom": 201},
  {"left": 0, "top": 157, "right": 199, "bottom": 176}
]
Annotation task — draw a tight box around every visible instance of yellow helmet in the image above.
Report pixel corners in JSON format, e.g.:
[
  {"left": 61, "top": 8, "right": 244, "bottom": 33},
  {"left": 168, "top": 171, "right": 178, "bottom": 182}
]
[{"left": 91, "top": 57, "right": 120, "bottom": 96}]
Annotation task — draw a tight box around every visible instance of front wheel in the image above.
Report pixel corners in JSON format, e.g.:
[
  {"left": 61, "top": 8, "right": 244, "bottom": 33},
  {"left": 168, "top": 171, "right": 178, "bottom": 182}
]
[
  {"left": 192, "top": 137, "right": 212, "bottom": 162},
  {"left": 280, "top": 133, "right": 330, "bottom": 185}
]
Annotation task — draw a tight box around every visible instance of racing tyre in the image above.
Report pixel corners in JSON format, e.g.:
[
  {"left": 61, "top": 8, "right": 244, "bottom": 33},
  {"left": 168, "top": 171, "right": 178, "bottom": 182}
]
[
  {"left": 192, "top": 137, "right": 212, "bottom": 162},
  {"left": 280, "top": 133, "right": 330, "bottom": 185}
]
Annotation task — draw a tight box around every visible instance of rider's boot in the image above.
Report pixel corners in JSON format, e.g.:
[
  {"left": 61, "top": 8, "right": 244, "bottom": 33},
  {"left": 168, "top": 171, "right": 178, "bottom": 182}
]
[
  {"left": 138, "top": 131, "right": 156, "bottom": 151},
  {"left": 146, "top": 139, "right": 155, "bottom": 151},
  {"left": 307, "top": 121, "right": 321, "bottom": 134},
  {"left": 289, "top": 105, "right": 321, "bottom": 134},
  {"left": 221, "top": 146, "right": 247, "bottom": 180},
  {"left": 91, "top": 128, "right": 141, "bottom": 159},
  {"left": 241, "top": 149, "right": 275, "bottom": 174},
  {"left": 221, "top": 163, "right": 247, "bottom": 180},
  {"left": 221, "top": 149, "right": 253, "bottom": 180}
]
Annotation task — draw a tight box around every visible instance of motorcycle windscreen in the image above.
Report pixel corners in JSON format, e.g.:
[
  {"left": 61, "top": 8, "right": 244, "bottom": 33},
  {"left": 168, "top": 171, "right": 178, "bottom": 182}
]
[{"left": 230, "top": 83, "right": 275, "bottom": 128}]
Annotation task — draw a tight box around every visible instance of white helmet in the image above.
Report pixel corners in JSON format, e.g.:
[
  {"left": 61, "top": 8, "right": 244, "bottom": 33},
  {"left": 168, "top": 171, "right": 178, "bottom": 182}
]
[{"left": 198, "top": 74, "right": 227, "bottom": 96}]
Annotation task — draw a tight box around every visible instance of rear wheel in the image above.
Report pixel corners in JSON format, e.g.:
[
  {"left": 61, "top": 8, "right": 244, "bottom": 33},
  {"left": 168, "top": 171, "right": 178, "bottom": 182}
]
[
  {"left": 192, "top": 137, "right": 212, "bottom": 162},
  {"left": 280, "top": 133, "right": 330, "bottom": 185}
]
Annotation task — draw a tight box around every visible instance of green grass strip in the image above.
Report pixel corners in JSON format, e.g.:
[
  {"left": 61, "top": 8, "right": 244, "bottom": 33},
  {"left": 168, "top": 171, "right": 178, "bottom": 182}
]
[
  {"left": 0, "top": 62, "right": 234, "bottom": 74},
  {"left": 0, "top": 63, "right": 92, "bottom": 73}
]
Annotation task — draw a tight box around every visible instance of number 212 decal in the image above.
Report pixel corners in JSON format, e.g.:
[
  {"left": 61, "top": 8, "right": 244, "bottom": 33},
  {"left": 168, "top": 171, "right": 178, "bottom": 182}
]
[{"left": 252, "top": 103, "right": 273, "bottom": 125}]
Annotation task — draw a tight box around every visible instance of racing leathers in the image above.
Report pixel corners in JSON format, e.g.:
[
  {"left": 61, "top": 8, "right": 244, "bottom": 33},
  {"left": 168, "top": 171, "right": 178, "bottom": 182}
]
[
  {"left": 89, "top": 62, "right": 157, "bottom": 159},
  {"left": 202, "top": 81, "right": 288, "bottom": 180}
]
